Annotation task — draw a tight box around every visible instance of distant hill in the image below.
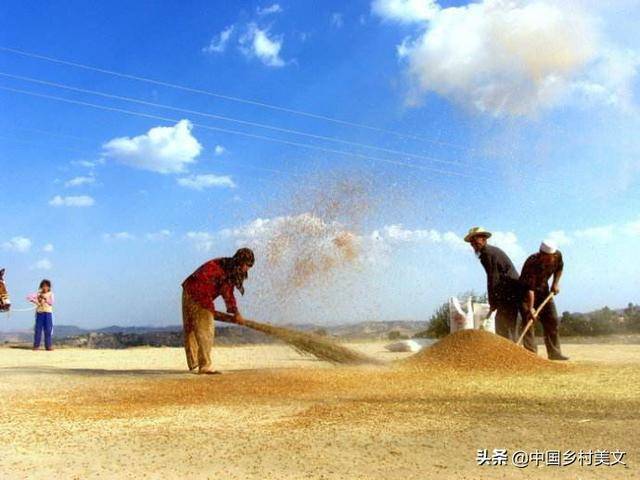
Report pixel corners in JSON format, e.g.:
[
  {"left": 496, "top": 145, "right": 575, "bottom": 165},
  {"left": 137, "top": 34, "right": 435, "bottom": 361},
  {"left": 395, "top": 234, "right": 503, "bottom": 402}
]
[{"left": 0, "top": 320, "right": 428, "bottom": 348}]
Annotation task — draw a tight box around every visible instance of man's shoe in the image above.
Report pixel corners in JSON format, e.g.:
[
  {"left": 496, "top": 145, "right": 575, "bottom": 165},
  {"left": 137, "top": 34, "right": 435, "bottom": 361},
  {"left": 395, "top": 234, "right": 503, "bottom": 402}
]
[{"left": 549, "top": 354, "right": 569, "bottom": 361}]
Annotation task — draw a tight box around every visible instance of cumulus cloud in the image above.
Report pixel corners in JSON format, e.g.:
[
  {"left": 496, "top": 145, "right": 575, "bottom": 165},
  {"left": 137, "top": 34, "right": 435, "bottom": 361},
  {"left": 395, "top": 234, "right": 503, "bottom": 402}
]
[
  {"left": 71, "top": 159, "right": 104, "bottom": 169},
  {"left": 239, "top": 23, "right": 286, "bottom": 67},
  {"left": 202, "top": 25, "right": 235, "bottom": 54},
  {"left": 330, "top": 12, "right": 344, "bottom": 28},
  {"left": 49, "top": 195, "right": 95, "bottom": 207},
  {"left": 177, "top": 174, "right": 236, "bottom": 190},
  {"left": 381, "top": 224, "right": 465, "bottom": 249},
  {"left": 102, "top": 120, "right": 202, "bottom": 174},
  {"left": 574, "top": 225, "right": 616, "bottom": 242},
  {"left": 145, "top": 230, "right": 172, "bottom": 241},
  {"left": 372, "top": 0, "right": 439, "bottom": 23},
  {"left": 489, "top": 231, "right": 526, "bottom": 263},
  {"left": 375, "top": 0, "right": 639, "bottom": 116},
  {"left": 214, "top": 145, "right": 226, "bottom": 156},
  {"left": 624, "top": 219, "right": 640, "bottom": 237},
  {"left": 42, "top": 243, "right": 55, "bottom": 253},
  {"left": 546, "top": 218, "right": 640, "bottom": 246},
  {"left": 185, "top": 231, "right": 217, "bottom": 252},
  {"left": 65, "top": 175, "right": 95, "bottom": 188},
  {"left": 257, "top": 3, "right": 282, "bottom": 16},
  {"left": 546, "top": 230, "right": 573, "bottom": 247},
  {"left": 31, "top": 259, "right": 52, "bottom": 271},
  {"left": 1, "top": 236, "right": 32, "bottom": 253},
  {"left": 379, "top": 224, "right": 524, "bottom": 261},
  {"left": 102, "top": 232, "right": 136, "bottom": 241}
]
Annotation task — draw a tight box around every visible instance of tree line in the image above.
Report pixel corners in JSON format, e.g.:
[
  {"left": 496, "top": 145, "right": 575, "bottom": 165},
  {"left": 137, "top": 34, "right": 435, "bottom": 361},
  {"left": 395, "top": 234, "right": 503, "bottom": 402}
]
[{"left": 416, "top": 299, "right": 640, "bottom": 339}]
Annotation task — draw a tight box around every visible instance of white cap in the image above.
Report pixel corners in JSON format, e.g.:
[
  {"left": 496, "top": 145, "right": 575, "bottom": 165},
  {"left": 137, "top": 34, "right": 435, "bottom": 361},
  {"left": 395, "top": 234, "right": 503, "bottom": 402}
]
[{"left": 540, "top": 240, "right": 558, "bottom": 254}]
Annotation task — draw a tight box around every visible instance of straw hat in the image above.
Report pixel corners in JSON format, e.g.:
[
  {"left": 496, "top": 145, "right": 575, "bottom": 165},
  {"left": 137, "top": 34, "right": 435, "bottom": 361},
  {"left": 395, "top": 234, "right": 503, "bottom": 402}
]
[{"left": 464, "top": 226, "right": 492, "bottom": 243}]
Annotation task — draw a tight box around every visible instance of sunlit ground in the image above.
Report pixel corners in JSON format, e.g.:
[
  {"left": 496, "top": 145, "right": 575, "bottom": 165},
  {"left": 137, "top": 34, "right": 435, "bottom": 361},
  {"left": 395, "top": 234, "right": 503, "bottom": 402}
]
[{"left": 0, "top": 341, "right": 638, "bottom": 479}]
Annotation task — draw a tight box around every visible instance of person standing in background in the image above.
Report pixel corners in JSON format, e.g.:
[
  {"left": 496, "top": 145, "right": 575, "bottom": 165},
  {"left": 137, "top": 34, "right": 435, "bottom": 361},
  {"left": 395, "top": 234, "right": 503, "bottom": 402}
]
[
  {"left": 465, "top": 227, "right": 523, "bottom": 342},
  {"left": 28, "top": 279, "right": 55, "bottom": 351},
  {"left": 520, "top": 241, "right": 569, "bottom": 360}
]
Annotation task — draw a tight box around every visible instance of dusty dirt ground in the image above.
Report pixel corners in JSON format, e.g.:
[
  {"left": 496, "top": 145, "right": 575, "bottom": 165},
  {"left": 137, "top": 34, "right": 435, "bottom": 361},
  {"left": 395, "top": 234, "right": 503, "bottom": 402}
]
[{"left": 0, "top": 340, "right": 638, "bottom": 479}]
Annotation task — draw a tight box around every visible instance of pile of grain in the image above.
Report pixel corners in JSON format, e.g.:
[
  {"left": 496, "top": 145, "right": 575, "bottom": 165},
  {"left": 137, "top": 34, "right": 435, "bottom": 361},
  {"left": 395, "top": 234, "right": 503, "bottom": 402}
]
[{"left": 404, "top": 329, "right": 561, "bottom": 371}]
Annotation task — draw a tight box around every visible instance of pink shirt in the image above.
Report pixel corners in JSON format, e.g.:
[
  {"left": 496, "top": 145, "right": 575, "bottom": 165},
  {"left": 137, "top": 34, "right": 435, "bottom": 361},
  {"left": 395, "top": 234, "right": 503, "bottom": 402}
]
[{"left": 27, "top": 292, "right": 55, "bottom": 313}]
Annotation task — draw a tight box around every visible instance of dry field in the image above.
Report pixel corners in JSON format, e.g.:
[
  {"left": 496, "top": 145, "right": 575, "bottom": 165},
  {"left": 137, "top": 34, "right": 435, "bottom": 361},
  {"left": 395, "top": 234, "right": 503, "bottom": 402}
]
[{"left": 0, "top": 334, "right": 638, "bottom": 479}]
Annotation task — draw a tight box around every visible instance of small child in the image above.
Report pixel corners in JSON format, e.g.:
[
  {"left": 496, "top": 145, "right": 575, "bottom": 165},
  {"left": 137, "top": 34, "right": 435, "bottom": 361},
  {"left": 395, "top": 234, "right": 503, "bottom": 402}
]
[{"left": 28, "top": 279, "right": 55, "bottom": 351}]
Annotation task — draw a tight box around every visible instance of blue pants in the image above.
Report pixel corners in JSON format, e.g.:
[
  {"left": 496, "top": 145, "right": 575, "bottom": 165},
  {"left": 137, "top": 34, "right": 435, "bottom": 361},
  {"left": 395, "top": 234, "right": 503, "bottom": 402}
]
[{"left": 34, "top": 312, "right": 53, "bottom": 349}]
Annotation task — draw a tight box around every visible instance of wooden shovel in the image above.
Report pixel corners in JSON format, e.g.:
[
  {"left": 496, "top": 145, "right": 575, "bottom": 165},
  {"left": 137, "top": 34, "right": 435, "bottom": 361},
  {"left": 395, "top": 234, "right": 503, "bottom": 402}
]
[{"left": 516, "top": 292, "right": 555, "bottom": 346}]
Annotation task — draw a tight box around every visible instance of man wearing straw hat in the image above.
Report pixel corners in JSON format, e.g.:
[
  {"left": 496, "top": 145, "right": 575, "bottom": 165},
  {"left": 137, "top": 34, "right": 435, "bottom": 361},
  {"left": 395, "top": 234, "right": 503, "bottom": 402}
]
[
  {"left": 464, "top": 227, "right": 522, "bottom": 341},
  {"left": 519, "top": 241, "right": 569, "bottom": 360},
  {"left": 181, "top": 248, "right": 255, "bottom": 374}
]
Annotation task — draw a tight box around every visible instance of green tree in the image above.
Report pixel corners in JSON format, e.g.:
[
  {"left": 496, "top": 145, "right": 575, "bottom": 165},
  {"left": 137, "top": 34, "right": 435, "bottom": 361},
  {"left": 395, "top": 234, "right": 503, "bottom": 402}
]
[{"left": 388, "top": 330, "right": 408, "bottom": 340}]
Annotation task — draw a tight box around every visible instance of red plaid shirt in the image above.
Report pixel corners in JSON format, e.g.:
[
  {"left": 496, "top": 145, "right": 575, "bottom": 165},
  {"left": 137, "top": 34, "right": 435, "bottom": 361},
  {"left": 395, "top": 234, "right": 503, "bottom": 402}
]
[{"left": 182, "top": 259, "right": 238, "bottom": 314}]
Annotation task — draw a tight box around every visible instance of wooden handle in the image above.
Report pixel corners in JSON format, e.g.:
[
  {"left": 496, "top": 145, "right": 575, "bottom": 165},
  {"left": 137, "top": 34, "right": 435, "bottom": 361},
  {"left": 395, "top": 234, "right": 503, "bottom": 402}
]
[
  {"left": 516, "top": 292, "right": 555, "bottom": 345},
  {"left": 213, "top": 310, "right": 237, "bottom": 323}
]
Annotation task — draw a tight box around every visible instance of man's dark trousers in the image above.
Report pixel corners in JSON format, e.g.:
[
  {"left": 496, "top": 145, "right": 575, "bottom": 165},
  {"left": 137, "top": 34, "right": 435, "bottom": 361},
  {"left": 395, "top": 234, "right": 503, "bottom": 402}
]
[
  {"left": 495, "top": 303, "right": 519, "bottom": 342},
  {"left": 519, "top": 290, "right": 563, "bottom": 358}
]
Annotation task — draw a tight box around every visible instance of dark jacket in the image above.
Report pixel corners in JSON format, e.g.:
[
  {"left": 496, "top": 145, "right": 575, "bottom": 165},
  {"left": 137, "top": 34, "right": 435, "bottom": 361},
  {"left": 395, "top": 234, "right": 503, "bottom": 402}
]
[
  {"left": 520, "top": 251, "right": 564, "bottom": 293},
  {"left": 478, "top": 245, "right": 521, "bottom": 309}
]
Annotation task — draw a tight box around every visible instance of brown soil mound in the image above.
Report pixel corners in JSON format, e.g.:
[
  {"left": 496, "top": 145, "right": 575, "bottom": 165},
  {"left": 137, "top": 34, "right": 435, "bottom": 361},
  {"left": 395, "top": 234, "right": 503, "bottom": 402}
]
[{"left": 404, "top": 329, "right": 563, "bottom": 371}]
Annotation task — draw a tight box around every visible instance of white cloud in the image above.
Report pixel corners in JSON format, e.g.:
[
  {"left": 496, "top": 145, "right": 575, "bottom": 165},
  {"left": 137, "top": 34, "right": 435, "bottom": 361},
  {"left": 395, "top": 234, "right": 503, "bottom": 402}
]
[
  {"left": 382, "top": 224, "right": 465, "bottom": 249},
  {"left": 220, "top": 217, "right": 274, "bottom": 240},
  {"left": 145, "top": 230, "right": 172, "bottom": 241},
  {"left": 372, "top": 0, "right": 439, "bottom": 23},
  {"left": 65, "top": 175, "right": 95, "bottom": 188},
  {"left": 574, "top": 225, "right": 616, "bottom": 242},
  {"left": 102, "top": 120, "right": 202, "bottom": 174},
  {"left": 379, "top": 224, "right": 524, "bottom": 261},
  {"left": 214, "top": 145, "right": 226, "bottom": 156},
  {"left": 31, "top": 259, "right": 52, "bottom": 271},
  {"left": 1, "top": 236, "right": 32, "bottom": 253},
  {"left": 624, "top": 219, "right": 640, "bottom": 237},
  {"left": 546, "top": 230, "right": 573, "bottom": 247},
  {"left": 71, "top": 158, "right": 104, "bottom": 169},
  {"left": 177, "top": 174, "right": 236, "bottom": 190},
  {"left": 239, "top": 24, "right": 286, "bottom": 67},
  {"left": 490, "top": 231, "right": 526, "bottom": 263},
  {"left": 102, "top": 232, "right": 136, "bottom": 242},
  {"left": 185, "top": 231, "right": 217, "bottom": 252},
  {"left": 257, "top": 3, "right": 282, "bottom": 16},
  {"left": 331, "top": 12, "right": 344, "bottom": 28},
  {"left": 202, "top": 25, "right": 235, "bottom": 54},
  {"left": 545, "top": 219, "right": 640, "bottom": 246},
  {"left": 49, "top": 195, "right": 95, "bottom": 207},
  {"left": 379, "top": 0, "right": 639, "bottom": 116},
  {"left": 42, "top": 243, "right": 54, "bottom": 252}
]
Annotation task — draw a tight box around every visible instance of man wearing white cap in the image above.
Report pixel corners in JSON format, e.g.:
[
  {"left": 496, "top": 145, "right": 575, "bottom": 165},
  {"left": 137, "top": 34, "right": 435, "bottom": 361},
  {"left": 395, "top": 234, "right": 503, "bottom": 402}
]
[
  {"left": 464, "top": 227, "right": 523, "bottom": 341},
  {"left": 519, "top": 240, "right": 569, "bottom": 360}
]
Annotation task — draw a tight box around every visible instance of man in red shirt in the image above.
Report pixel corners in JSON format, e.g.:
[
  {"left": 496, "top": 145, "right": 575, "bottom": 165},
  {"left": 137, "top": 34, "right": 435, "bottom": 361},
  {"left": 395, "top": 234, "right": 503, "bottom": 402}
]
[{"left": 181, "top": 248, "right": 255, "bottom": 374}]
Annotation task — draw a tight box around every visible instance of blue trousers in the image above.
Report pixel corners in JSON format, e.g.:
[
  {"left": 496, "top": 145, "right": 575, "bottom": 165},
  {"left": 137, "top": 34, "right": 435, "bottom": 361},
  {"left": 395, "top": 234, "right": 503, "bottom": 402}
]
[{"left": 34, "top": 312, "right": 53, "bottom": 349}]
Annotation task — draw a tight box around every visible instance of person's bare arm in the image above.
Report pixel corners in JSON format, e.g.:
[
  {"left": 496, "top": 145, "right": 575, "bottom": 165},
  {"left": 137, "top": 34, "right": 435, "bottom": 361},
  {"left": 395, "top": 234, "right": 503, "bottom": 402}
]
[{"left": 551, "top": 270, "right": 562, "bottom": 295}]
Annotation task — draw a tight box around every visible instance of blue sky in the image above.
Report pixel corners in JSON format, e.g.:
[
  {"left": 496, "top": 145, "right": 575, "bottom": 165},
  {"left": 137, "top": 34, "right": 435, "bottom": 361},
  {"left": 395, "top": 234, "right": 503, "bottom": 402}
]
[{"left": 1, "top": 0, "right": 639, "bottom": 329}]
